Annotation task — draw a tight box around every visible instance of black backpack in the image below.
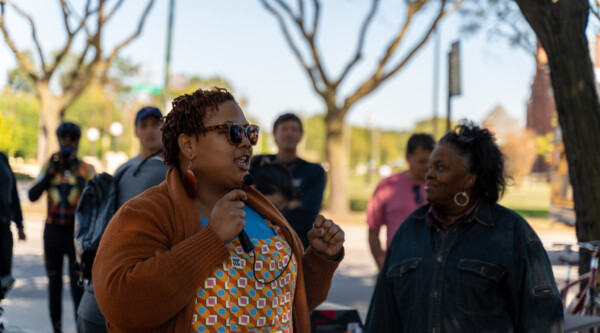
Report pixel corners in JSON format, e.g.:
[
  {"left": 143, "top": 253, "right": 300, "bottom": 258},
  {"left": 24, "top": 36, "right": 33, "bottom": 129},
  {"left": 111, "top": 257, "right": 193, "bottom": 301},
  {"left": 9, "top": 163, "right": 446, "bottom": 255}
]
[{"left": 74, "top": 167, "right": 128, "bottom": 280}]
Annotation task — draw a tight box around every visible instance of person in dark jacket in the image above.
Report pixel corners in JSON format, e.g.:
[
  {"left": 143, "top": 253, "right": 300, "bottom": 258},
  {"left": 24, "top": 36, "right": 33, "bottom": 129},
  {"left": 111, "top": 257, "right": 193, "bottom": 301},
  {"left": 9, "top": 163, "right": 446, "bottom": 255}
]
[
  {"left": 0, "top": 152, "right": 26, "bottom": 303},
  {"left": 249, "top": 161, "right": 294, "bottom": 211},
  {"left": 29, "top": 122, "right": 95, "bottom": 333},
  {"left": 77, "top": 106, "right": 167, "bottom": 333},
  {"left": 365, "top": 121, "right": 563, "bottom": 332},
  {"left": 250, "top": 113, "right": 326, "bottom": 248}
]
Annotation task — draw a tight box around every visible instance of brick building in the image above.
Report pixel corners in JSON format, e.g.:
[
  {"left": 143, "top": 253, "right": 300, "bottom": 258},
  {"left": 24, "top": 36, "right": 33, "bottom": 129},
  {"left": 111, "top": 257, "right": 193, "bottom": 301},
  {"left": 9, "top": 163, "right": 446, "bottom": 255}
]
[{"left": 525, "top": 46, "right": 555, "bottom": 173}]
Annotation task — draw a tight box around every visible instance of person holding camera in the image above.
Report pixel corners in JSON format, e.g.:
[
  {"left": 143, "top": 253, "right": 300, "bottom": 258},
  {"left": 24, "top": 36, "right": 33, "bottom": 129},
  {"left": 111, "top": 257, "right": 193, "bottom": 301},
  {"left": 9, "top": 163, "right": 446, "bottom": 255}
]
[{"left": 29, "top": 122, "right": 95, "bottom": 333}]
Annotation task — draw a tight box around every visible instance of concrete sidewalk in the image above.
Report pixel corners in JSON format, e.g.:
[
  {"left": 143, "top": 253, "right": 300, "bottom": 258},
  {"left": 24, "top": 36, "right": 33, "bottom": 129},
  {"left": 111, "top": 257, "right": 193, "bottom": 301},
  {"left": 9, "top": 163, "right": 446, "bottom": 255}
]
[{"left": 2, "top": 210, "right": 76, "bottom": 333}]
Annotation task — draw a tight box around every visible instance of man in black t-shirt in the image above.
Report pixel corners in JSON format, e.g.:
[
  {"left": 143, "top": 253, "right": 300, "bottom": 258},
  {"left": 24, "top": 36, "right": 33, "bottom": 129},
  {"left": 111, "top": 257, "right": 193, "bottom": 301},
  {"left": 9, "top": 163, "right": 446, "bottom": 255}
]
[{"left": 251, "top": 113, "right": 326, "bottom": 249}]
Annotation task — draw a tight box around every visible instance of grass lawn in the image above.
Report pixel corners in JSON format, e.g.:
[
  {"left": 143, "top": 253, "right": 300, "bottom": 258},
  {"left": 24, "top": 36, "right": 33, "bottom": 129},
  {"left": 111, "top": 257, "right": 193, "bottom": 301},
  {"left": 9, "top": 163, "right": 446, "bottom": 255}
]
[
  {"left": 499, "top": 181, "right": 550, "bottom": 218},
  {"left": 341, "top": 174, "right": 551, "bottom": 217}
]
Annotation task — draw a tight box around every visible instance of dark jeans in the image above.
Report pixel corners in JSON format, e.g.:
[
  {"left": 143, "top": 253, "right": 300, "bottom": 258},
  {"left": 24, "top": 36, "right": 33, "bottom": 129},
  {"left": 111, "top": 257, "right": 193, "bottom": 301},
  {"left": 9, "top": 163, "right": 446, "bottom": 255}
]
[
  {"left": 0, "top": 224, "right": 12, "bottom": 302},
  {"left": 78, "top": 317, "right": 108, "bottom": 333},
  {"left": 0, "top": 225, "right": 12, "bottom": 277},
  {"left": 44, "top": 223, "right": 82, "bottom": 331}
]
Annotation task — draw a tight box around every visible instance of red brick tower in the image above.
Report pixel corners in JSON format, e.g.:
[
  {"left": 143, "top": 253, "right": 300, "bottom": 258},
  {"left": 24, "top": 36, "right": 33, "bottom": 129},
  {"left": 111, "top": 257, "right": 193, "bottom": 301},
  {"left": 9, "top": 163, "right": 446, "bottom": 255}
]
[{"left": 526, "top": 45, "right": 556, "bottom": 173}]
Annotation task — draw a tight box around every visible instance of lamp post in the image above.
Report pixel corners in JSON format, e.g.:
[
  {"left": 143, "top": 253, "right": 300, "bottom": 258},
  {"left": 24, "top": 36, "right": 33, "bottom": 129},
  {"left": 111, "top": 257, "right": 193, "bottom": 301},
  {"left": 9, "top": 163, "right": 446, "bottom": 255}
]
[
  {"left": 109, "top": 122, "right": 123, "bottom": 151},
  {"left": 86, "top": 127, "right": 100, "bottom": 157}
]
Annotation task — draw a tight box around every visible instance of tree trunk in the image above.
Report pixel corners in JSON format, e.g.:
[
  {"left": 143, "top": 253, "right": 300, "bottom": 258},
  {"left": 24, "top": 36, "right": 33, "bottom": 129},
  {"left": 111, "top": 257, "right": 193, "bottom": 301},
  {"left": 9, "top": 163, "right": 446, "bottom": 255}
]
[
  {"left": 325, "top": 109, "right": 349, "bottom": 215},
  {"left": 516, "top": 0, "right": 600, "bottom": 274},
  {"left": 36, "top": 84, "right": 63, "bottom": 165}
]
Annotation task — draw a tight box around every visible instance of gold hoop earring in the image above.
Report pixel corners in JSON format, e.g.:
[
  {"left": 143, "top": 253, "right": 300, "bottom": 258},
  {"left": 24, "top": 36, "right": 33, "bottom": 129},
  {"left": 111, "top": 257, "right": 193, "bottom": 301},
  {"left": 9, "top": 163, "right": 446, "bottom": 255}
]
[
  {"left": 454, "top": 191, "right": 469, "bottom": 207},
  {"left": 183, "top": 159, "right": 198, "bottom": 198}
]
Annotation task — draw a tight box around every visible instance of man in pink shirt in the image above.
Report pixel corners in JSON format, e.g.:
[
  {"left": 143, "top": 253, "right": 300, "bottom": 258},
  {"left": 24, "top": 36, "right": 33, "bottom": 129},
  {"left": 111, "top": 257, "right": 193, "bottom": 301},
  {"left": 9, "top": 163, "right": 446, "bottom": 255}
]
[{"left": 367, "top": 133, "right": 435, "bottom": 270}]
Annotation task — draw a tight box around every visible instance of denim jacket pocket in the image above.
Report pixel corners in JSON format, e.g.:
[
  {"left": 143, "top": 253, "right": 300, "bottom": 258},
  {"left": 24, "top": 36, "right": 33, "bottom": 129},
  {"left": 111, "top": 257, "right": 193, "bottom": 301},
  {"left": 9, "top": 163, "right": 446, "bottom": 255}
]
[
  {"left": 387, "top": 257, "right": 422, "bottom": 313},
  {"left": 457, "top": 259, "right": 507, "bottom": 315}
]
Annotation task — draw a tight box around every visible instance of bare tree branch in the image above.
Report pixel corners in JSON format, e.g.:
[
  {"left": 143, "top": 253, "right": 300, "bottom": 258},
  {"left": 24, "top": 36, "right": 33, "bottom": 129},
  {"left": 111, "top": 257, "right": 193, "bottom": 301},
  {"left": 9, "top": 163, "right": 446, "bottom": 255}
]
[
  {"left": 274, "top": 0, "right": 297, "bottom": 22},
  {"left": 311, "top": 0, "right": 319, "bottom": 34},
  {"left": 47, "top": 0, "right": 94, "bottom": 78},
  {"left": 104, "top": 0, "right": 155, "bottom": 64},
  {"left": 297, "top": 0, "right": 304, "bottom": 23},
  {"left": 0, "top": 0, "right": 39, "bottom": 80},
  {"left": 62, "top": 0, "right": 153, "bottom": 99},
  {"left": 274, "top": 0, "right": 331, "bottom": 88},
  {"left": 62, "top": 0, "right": 96, "bottom": 36},
  {"left": 259, "top": 0, "right": 324, "bottom": 96},
  {"left": 336, "top": 0, "right": 380, "bottom": 85},
  {"left": 60, "top": 60, "right": 102, "bottom": 105},
  {"left": 343, "top": 0, "right": 455, "bottom": 111},
  {"left": 59, "top": 0, "right": 71, "bottom": 34},
  {"left": 372, "top": 0, "right": 427, "bottom": 81},
  {"left": 491, "top": 26, "right": 536, "bottom": 58},
  {"left": 6, "top": 1, "right": 47, "bottom": 72},
  {"left": 63, "top": 0, "right": 104, "bottom": 93},
  {"left": 62, "top": 2, "right": 98, "bottom": 91},
  {"left": 103, "top": 0, "right": 125, "bottom": 24}
]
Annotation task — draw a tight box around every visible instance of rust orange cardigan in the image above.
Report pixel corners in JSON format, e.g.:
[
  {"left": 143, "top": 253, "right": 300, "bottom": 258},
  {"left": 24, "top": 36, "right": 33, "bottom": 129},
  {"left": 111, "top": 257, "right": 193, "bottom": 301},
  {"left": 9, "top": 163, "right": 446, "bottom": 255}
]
[{"left": 93, "top": 168, "right": 342, "bottom": 332}]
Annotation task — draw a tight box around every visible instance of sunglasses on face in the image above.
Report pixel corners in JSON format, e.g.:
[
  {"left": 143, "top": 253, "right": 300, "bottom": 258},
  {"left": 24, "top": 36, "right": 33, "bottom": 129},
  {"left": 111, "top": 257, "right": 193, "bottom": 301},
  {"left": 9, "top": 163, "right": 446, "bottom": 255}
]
[{"left": 202, "top": 123, "right": 260, "bottom": 146}]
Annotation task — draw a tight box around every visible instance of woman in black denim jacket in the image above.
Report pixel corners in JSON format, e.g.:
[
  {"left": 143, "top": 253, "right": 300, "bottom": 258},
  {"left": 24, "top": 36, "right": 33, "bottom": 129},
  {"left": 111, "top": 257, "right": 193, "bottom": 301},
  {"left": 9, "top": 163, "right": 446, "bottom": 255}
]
[{"left": 365, "top": 122, "right": 563, "bottom": 332}]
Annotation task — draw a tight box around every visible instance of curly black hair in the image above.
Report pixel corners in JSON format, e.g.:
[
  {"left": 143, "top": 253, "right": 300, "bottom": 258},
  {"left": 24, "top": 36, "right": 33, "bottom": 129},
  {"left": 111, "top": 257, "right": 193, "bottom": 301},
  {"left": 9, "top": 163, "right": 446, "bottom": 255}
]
[
  {"left": 161, "top": 87, "right": 236, "bottom": 168},
  {"left": 438, "top": 120, "right": 507, "bottom": 203}
]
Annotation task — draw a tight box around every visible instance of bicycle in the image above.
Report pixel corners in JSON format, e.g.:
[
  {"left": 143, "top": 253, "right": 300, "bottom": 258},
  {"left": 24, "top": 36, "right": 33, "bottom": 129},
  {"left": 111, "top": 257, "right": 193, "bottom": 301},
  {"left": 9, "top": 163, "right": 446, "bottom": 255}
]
[{"left": 555, "top": 241, "right": 600, "bottom": 317}]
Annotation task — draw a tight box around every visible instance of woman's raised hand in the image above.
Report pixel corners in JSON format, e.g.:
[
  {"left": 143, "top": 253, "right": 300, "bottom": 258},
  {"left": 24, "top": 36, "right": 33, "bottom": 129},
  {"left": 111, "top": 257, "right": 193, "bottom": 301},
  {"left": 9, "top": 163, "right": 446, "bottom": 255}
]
[
  {"left": 307, "top": 215, "right": 345, "bottom": 258},
  {"left": 209, "top": 190, "right": 248, "bottom": 243}
]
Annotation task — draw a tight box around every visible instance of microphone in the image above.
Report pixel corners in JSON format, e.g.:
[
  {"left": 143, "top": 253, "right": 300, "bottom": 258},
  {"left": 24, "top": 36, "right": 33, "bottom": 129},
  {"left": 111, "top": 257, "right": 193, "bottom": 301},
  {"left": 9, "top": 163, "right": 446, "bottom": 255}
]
[{"left": 238, "top": 174, "right": 254, "bottom": 253}]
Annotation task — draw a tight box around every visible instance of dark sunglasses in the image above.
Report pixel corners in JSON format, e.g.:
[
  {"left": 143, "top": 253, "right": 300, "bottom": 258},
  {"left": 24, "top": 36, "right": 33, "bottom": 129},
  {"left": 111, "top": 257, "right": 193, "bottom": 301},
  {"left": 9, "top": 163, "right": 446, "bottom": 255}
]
[{"left": 202, "top": 123, "right": 259, "bottom": 146}]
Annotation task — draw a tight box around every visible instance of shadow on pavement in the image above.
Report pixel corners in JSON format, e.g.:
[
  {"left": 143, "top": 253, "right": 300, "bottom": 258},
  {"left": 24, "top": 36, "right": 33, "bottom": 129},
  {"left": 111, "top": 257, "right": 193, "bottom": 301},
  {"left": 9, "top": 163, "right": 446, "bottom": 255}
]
[
  {"left": 326, "top": 262, "right": 377, "bottom": 323},
  {"left": 11, "top": 254, "right": 47, "bottom": 298}
]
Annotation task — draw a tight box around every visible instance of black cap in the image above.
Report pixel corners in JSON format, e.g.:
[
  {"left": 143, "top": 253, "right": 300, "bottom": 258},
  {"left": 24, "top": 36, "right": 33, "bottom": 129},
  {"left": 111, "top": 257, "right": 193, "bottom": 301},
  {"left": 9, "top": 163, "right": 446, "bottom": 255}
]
[{"left": 135, "top": 106, "right": 162, "bottom": 125}]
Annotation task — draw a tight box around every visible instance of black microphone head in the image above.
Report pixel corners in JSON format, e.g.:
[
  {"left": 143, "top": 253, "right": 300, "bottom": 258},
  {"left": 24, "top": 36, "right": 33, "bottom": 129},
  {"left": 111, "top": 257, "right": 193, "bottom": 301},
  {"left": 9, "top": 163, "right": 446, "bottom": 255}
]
[{"left": 242, "top": 173, "right": 254, "bottom": 188}]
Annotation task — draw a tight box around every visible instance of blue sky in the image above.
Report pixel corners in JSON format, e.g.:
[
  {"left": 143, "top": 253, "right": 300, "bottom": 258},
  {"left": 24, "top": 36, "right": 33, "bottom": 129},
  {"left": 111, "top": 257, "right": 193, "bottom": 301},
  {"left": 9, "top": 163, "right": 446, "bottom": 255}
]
[{"left": 0, "top": 0, "right": 536, "bottom": 132}]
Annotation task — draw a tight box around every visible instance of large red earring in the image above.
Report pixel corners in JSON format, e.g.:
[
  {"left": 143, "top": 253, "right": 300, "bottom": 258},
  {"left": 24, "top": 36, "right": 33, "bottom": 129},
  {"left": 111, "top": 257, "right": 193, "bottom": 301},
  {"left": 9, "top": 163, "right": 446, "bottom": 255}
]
[{"left": 184, "top": 159, "right": 198, "bottom": 198}]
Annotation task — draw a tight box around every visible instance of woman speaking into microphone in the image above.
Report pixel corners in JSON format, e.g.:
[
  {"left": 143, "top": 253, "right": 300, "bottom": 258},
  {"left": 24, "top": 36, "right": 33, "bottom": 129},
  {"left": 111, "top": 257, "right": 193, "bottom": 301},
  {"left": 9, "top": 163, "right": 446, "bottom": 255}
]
[{"left": 93, "top": 87, "right": 345, "bottom": 333}]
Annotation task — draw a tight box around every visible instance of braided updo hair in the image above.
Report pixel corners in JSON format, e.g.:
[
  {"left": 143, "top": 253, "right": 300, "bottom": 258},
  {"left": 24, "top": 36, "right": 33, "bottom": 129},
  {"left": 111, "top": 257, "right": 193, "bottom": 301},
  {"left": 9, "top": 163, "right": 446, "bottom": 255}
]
[
  {"left": 438, "top": 120, "right": 508, "bottom": 203},
  {"left": 161, "top": 87, "right": 236, "bottom": 168}
]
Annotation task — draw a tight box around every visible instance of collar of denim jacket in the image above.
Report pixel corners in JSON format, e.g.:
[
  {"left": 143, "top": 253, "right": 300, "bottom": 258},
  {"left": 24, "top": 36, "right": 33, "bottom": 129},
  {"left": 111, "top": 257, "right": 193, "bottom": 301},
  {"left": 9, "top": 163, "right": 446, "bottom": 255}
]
[{"left": 467, "top": 199, "right": 494, "bottom": 227}]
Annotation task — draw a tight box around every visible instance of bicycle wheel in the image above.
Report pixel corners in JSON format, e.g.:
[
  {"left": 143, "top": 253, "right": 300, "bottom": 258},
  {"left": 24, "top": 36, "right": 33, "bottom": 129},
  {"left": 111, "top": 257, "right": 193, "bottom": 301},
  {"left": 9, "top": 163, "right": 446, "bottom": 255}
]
[{"left": 586, "top": 297, "right": 600, "bottom": 333}]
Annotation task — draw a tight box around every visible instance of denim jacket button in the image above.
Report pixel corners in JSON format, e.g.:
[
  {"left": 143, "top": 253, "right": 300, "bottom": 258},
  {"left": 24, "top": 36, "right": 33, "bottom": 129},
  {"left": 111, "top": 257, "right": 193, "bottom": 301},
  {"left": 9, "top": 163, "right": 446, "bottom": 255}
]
[{"left": 437, "top": 255, "right": 443, "bottom": 262}]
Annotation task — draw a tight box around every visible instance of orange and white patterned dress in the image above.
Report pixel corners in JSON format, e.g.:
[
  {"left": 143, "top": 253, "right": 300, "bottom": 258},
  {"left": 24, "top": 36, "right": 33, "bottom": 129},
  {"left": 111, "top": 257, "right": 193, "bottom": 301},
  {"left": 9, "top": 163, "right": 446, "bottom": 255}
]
[{"left": 191, "top": 207, "right": 298, "bottom": 333}]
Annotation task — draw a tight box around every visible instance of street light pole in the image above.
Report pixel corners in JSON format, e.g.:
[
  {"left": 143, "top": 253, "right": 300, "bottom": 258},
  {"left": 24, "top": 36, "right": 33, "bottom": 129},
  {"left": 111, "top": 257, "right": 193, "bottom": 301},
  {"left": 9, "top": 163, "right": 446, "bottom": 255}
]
[
  {"left": 164, "top": 0, "right": 176, "bottom": 102},
  {"left": 432, "top": 27, "right": 440, "bottom": 137}
]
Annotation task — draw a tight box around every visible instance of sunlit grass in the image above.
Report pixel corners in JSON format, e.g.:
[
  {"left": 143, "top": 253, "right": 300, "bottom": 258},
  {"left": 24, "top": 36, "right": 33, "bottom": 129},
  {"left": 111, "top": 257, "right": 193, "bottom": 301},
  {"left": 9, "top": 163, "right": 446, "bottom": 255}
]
[
  {"left": 343, "top": 174, "right": 551, "bottom": 215},
  {"left": 499, "top": 181, "right": 550, "bottom": 212},
  {"left": 322, "top": 171, "right": 552, "bottom": 217}
]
